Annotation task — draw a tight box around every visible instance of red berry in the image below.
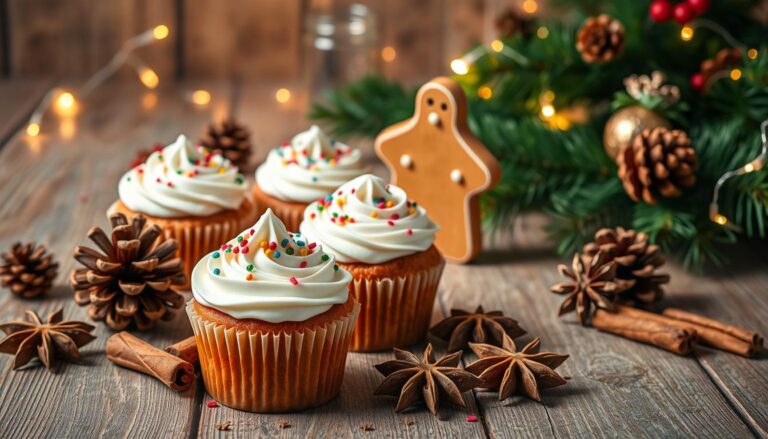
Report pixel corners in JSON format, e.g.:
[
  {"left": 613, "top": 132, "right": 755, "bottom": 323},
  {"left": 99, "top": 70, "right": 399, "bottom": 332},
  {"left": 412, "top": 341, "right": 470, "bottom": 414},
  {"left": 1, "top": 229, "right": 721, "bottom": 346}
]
[
  {"left": 690, "top": 72, "right": 705, "bottom": 92},
  {"left": 207, "top": 401, "right": 218, "bottom": 408},
  {"left": 649, "top": 0, "right": 672, "bottom": 22},
  {"left": 673, "top": 2, "right": 694, "bottom": 24},
  {"left": 687, "top": 0, "right": 709, "bottom": 15}
]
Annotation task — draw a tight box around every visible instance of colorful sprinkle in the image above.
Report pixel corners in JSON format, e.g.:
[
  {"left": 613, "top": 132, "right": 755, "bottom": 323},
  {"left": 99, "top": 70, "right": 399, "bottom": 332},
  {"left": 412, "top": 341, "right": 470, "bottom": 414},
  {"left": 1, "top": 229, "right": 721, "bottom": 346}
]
[
  {"left": 299, "top": 248, "right": 308, "bottom": 256},
  {"left": 238, "top": 236, "right": 244, "bottom": 243},
  {"left": 250, "top": 229, "right": 255, "bottom": 235},
  {"left": 242, "top": 246, "right": 249, "bottom": 254},
  {"left": 406, "top": 229, "right": 413, "bottom": 235},
  {"left": 370, "top": 212, "right": 378, "bottom": 219},
  {"left": 273, "top": 251, "right": 281, "bottom": 258},
  {"left": 281, "top": 239, "right": 289, "bottom": 248},
  {"left": 300, "top": 261, "right": 308, "bottom": 268},
  {"left": 246, "top": 273, "right": 254, "bottom": 281},
  {"left": 308, "top": 242, "right": 317, "bottom": 250},
  {"left": 259, "top": 240, "right": 268, "bottom": 249},
  {"left": 387, "top": 220, "right": 395, "bottom": 226},
  {"left": 220, "top": 245, "right": 227, "bottom": 250},
  {"left": 333, "top": 265, "right": 339, "bottom": 271},
  {"left": 212, "top": 252, "right": 220, "bottom": 259},
  {"left": 233, "top": 247, "right": 240, "bottom": 254},
  {"left": 208, "top": 401, "right": 219, "bottom": 408},
  {"left": 391, "top": 213, "right": 400, "bottom": 220},
  {"left": 269, "top": 242, "right": 277, "bottom": 250},
  {"left": 386, "top": 200, "right": 394, "bottom": 208},
  {"left": 239, "top": 239, "right": 248, "bottom": 247},
  {"left": 466, "top": 415, "right": 478, "bottom": 423},
  {"left": 286, "top": 247, "right": 294, "bottom": 255},
  {"left": 321, "top": 255, "right": 329, "bottom": 261},
  {"left": 289, "top": 276, "right": 298, "bottom": 285},
  {"left": 246, "top": 264, "right": 254, "bottom": 271},
  {"left": 265, "top": 249, "right": 273, "bottom": 257},
  {"left": 310, "top": 213, "right": 316, "bottom": 219},
  {"left": 213, "top": 268, "right": 221, "bottom": 275},
  {"left": 296, "top": 241, "right": 305, "bottom": 247}
]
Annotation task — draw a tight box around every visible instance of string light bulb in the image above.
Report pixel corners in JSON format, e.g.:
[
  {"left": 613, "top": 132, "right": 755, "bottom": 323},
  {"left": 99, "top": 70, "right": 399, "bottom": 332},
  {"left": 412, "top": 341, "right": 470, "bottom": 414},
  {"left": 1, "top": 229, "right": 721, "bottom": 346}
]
[
  {"left": 680, "top": 26, "right": 694, "bottom": 41},
  {"left": 381, "top": 46, "right": 397, "bottom": 62},
  {"left": 490, "top": 40, "right": 504, "bottom": 53},
  {"left": 275, "top": 88, "right": 291, "bottom": 103},
  {"left": 730, "top": 68, "right": 742, "bottom": 80},
  {"left": 450, "top": 59, "right": 469, "bottom": 75},
  {"left": 541, "top": 104, "right": 555, "bottom": 118},
  {"left": 26, "top": 123, "right": 41, "bottom": 137},
  {"left": 153, "top": 25, "right": 169, "bottom": 40},
  {"left": 139, "top": 67, "right": 160, "bottom": 89},
  {"left": 54, "top": 91, "right": 77, "bottom": 116},
  {"left": 747, "top": 48, "right": 758, "bottom": 60},
  {"left": 191, "top": 90, "right": 211, "bottom": 106},
  {"left": 522, "top": 0, "right": 538, "bottom": 14},
  {"left": 478, "top": 86, "right": 493, "bottom": 99},
  {"left": 536, "top": 26, "right": 549, "bottom": 39}
]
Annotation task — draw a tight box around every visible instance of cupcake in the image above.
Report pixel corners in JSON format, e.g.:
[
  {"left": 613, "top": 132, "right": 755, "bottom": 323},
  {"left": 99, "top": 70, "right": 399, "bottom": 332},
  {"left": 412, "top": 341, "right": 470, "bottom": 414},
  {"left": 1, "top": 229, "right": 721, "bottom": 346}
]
[
  {"left": 300, "top": 174, "right": 444, "bottom": 352},
  {"left": 109, "top": 135, "right": 256, "bottom": 289},
  {"left": 187, "top": 209, "right": 359, "bottom": 413},
  {"left": 253, "top": 125, "right": 367, "bottom": 230}
]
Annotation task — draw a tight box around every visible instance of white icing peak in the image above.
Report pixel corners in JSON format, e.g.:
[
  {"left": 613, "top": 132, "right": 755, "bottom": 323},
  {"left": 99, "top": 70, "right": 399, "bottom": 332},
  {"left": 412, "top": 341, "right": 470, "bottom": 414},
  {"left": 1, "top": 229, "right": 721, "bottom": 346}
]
[
  {"left": 118, "top": 135, "right": 247, "bottom": 218},
  {"left": 299, "top": 174, "right": 438, "bottom": 264},
  {"left": 191, "top": 209, "right": 351, "bottom": 322},
  {"left": 255, "top": 125, "right": 366, "bottom": 203}
]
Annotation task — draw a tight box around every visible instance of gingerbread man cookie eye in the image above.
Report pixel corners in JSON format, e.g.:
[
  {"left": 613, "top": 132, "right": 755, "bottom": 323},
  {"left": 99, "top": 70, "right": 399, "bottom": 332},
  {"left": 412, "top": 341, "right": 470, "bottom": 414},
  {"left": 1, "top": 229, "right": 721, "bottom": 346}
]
[
  {"left": 440, "top": 103, "right": 448, "bottom": 111},
  {"left": 427, "top": 98, "right": 434, "bottom": 106}
]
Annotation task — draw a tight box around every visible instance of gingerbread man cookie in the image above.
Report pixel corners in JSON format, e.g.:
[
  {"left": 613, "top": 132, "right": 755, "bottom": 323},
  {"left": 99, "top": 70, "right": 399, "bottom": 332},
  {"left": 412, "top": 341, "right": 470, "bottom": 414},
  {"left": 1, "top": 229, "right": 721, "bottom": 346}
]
[{"left": 375, "top": 77, "right": 500, "bottom": 263}]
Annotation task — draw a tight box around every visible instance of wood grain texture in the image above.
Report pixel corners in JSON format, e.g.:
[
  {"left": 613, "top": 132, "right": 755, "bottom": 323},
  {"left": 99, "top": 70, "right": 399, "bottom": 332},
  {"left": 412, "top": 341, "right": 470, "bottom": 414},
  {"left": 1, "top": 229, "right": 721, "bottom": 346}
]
[
  {"left": 182, "top": 0, "right": 301, "bottom": 79},
  {"left": 0, "top": 81, "right": 232, "bottom": 438},
  {"left": 0, "top": 80, "right": 50, "bottom": 147},
  {"left": 445, "top": 223, "right": 764, "bottom": 438},
  {"left": 7, "top": 0, "right": 176, "bottom": 78}
]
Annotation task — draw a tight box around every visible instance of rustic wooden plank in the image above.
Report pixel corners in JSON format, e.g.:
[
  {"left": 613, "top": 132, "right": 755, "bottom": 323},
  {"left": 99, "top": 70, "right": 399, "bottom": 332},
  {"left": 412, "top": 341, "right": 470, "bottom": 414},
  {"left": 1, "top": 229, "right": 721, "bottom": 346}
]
[
  {"left": 7, "top": 0, "right": 176, "bottom": 78},
  {"left": 182, "top": 0, "right": 301, "bottom": 79},
  {"left": 665, "top": 245, "right": 768, "bottom": 437},
  {"left": 438, "top": 221, "right": 759, "bottom": 438},
  {"left": 0, "top": 81, "right": 234, "bottom": 438},
  {"left": 0, "top": 80, "right": 49, "bottom": 147}
]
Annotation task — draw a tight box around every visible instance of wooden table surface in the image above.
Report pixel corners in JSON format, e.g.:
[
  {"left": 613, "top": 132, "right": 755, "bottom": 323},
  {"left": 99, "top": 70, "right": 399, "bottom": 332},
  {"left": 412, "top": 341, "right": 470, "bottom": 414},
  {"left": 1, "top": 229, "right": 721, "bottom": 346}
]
[{"left": 0, "top": 80, "right": 766, "bottom": 439}]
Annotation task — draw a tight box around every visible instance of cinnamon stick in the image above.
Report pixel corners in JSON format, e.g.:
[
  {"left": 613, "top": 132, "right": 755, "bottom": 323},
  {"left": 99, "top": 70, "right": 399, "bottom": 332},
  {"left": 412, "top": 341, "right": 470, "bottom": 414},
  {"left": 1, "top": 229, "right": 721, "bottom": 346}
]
[
  {"left": 592, "top": 309, "right": 695, "bottom": 355},
  {"left": 613, "top": 305, "right": 758, "bottom": 357},
  {"left": 663, "top": 308, "right": 764, "bottom": 347},
  {"left": 106, "top": 332, "right": 196, "bottom": 391},
  {"left": 164, "top": 336, "right": 199, "bottom": 364}
]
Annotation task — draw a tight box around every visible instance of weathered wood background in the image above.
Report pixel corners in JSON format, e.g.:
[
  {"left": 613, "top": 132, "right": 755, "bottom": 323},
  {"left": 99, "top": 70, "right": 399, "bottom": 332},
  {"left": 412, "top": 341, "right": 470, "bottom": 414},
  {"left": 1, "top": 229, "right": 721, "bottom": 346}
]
[{"left": 0, "top": 0, "right": 511, "bottom": 82}]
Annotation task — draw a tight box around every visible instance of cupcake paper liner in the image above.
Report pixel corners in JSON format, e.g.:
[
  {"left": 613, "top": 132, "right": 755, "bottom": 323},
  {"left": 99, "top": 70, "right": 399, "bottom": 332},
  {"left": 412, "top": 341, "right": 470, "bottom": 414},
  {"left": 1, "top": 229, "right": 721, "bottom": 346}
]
[
  {"left": 108, "top": 200, "right": 256, "bottom": 290},
  {"left": 187, "top": 300, "right": 360, "bottom": 413},
  {"left": 348, "top": 260, "right": 445, "bottom": 352}
]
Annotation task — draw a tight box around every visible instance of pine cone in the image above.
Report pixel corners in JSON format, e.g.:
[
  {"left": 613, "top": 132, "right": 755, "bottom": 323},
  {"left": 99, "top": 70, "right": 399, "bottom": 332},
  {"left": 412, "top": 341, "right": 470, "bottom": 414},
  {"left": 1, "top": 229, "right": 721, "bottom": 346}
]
[
  {"left": 700, "top": 48, "right": 741, "bottom": 83},
  {"left": 617, "top": 127, "right": 697, "bottom": 204},
  {"left": 495, "top": 8, "right": 531, "bottom": 38},
  {"left": 583, "top": 228, "right": 669, "bottom": 304},
  {"left": 199, "top": 119, "right": 252, "bottom": 168},
  {"left": 70, "top": 213, "right": 187, "bottom": 331},
  {"left": 576, "top": 15, "right": 625, "bottom": 63},
  {"left": 0, "top": 242, "right": 58, "bottom": 298}
]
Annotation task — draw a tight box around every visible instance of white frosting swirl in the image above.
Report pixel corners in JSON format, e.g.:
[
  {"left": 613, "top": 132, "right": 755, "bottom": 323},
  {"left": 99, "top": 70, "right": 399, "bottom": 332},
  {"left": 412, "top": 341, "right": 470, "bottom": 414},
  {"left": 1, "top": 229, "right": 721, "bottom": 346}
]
[
  {"left": 118, "top": 135, "right": 247, "bottom": 218},
  {"left": 300, "top": 174, "right": 438, "bottom": 264},
  {"left": 255, "top": 125, "right": 367, "bottom": 203},
  {"left": 191, "top": 209, "right": 351, "bottom": 322}
]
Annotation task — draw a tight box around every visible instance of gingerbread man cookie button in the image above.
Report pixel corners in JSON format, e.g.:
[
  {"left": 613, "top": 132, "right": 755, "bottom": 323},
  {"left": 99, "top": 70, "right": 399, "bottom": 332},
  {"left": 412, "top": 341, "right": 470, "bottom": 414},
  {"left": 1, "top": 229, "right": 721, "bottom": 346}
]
[{"left": 375, "top": 77, "right": 500, "bottom": 263}]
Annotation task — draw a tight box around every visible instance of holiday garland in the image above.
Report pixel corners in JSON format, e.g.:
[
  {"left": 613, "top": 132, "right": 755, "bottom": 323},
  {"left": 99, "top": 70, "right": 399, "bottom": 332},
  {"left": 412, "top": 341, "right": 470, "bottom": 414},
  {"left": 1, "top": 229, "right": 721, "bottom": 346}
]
[{"left": 310, "top": 0, "right": 768, "bottom": 269}]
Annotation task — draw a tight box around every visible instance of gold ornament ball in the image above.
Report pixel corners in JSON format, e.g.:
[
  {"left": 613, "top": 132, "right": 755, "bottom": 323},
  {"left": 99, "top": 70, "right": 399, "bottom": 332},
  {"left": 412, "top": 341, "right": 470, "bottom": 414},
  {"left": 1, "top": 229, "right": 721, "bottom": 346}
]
[{"left": 603, "top": 106, "right": 670, "bottom": 160}]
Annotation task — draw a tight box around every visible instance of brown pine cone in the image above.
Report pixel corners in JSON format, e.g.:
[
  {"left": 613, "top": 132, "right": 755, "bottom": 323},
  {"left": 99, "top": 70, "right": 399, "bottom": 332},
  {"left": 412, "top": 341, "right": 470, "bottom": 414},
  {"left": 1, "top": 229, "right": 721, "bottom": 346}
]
[
  {"left": 583, "top": 228, "right": 669, "bottom": 304},
  {"left": 617, "top": 127, "right": 697, "bottom": 204},
  {"left": 495, "top": 8, "right": 531, "bottom": 38},
  {"left": 70, "top": 213, "right": 187, "bottom": 331},
  {"left": 0, "top": 242, "right": 59, "bottom": 298},
  {"left": 576, "top": 15, "right": 625, "bottom": 63},
  {"left": 199, "top": 118, "right": 252, "bottom": 168},
  {"left": 700, "top": 48, "right": 741, "bottom": 83}
]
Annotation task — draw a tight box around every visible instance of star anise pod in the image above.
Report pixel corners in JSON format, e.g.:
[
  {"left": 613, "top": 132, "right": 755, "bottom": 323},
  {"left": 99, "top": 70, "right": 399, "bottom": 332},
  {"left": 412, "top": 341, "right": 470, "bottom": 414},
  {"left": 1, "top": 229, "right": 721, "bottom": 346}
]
[
  {"left": 466, "top": 335, "right": 568, "bottom": 401},
  {"left": 374, "top": 344, "right": 483, "bottom": 415},
  {"left": 430, "top": 306, "right": 526, "bottom": 352},
  {"left": 0, "top": 308, "right": 96, "bottom": 370},
  {"left": 549, "top": 250, "right": 633, "bottom": 325}
]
